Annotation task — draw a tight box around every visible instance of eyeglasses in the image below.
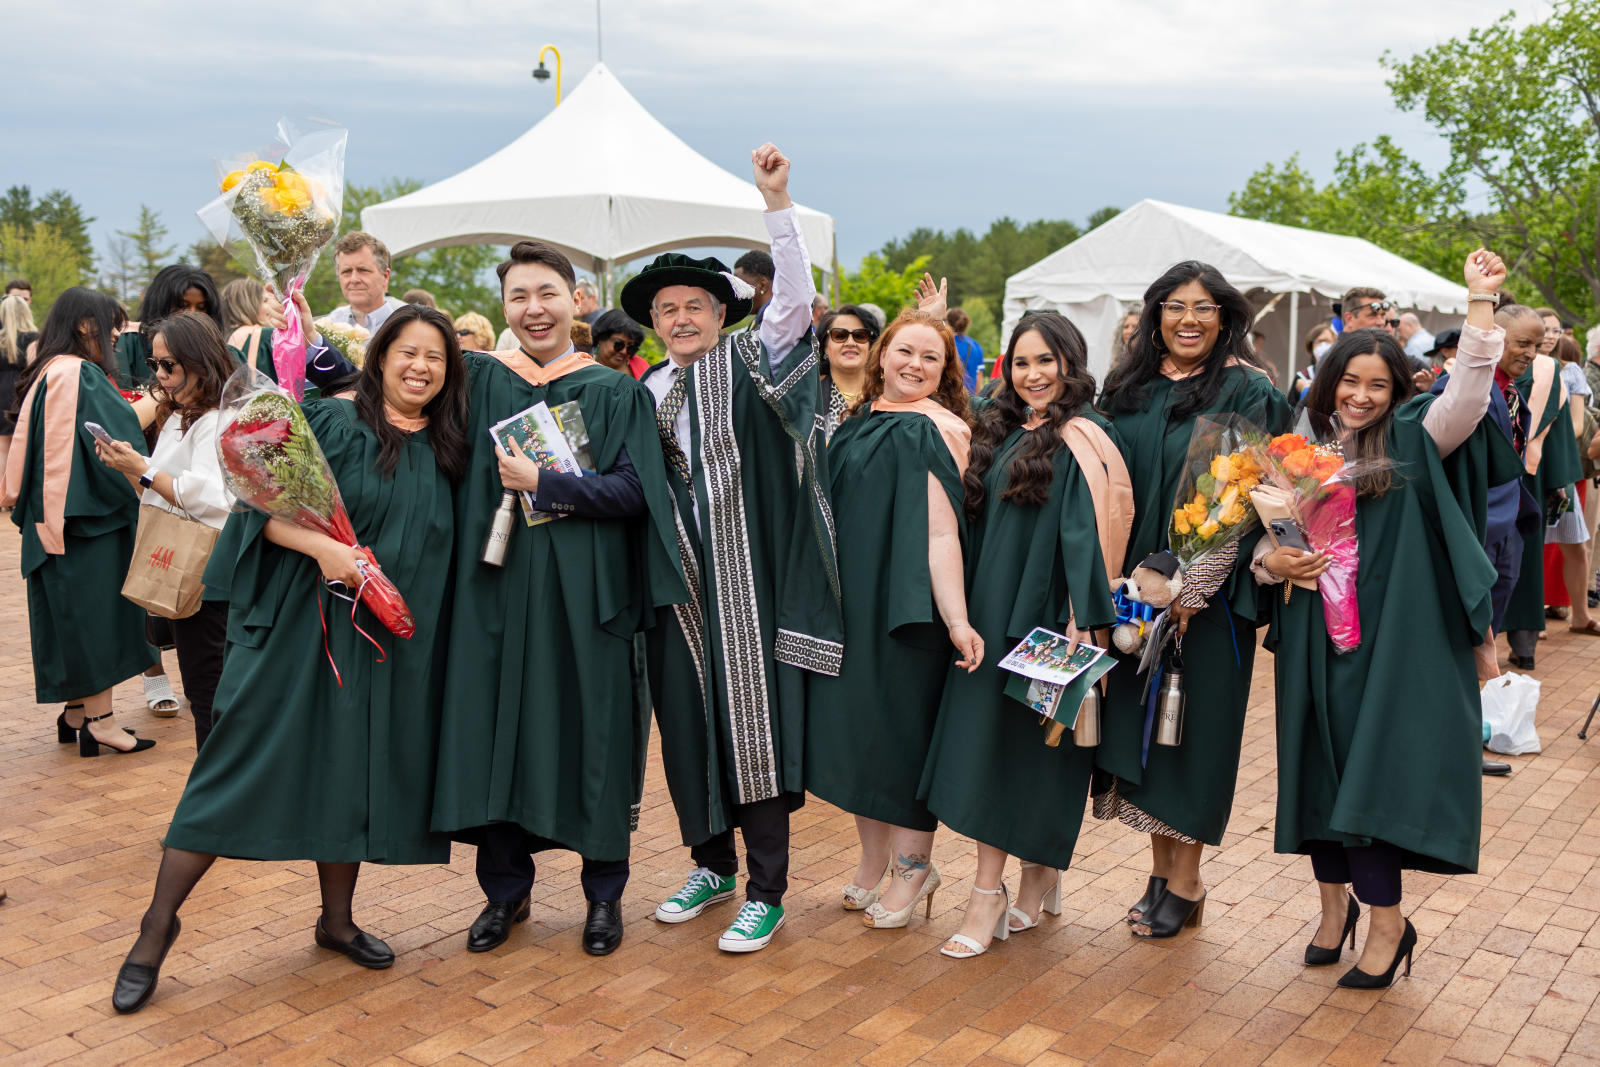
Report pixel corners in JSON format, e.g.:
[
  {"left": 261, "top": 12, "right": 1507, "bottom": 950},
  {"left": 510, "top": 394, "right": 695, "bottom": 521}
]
[
  {"left": 828, "top": 327, "right": 876, "bottom": 344},
  {"left": 144, "top": 358, "right": 179, "bottom": 374},
  {"left": 605, "top": 337, "right": 641, "bottom": 356},
  {"left": 1158, "top": 302, "right": 1221, "bottom": 322}
]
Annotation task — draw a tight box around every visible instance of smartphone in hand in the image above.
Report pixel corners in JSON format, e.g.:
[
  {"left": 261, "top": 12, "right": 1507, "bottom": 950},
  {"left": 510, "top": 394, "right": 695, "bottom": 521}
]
[
  {"left": 83, "top": 421, "right": 115, "bottom": 446},
  {"left": 1268, "top": 517, "right": 1312, "bottom": 553}
]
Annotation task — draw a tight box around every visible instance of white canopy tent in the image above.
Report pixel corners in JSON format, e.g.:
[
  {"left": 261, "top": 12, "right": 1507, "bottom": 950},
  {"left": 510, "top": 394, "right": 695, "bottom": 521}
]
[
  {"left": 1003, "top": 199, "right": 1469, "bottom": 383},
  {"left": 360, "top": 62, "right": 835, "bottom": 299}
]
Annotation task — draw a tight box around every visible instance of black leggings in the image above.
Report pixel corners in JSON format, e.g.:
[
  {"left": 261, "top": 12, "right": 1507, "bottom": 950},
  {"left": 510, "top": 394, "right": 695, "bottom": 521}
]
[
  {"left": 1306, "top": 839, "right": 1403, "bottom": 907},
  {"left": 170, "top": 601, "right": 227, "bottom": 750}
]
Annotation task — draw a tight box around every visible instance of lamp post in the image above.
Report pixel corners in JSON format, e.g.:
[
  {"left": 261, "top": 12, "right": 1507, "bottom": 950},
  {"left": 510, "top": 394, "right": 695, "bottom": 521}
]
[{"left": 532, "top": 45, "right": 563, "bottom": 105}]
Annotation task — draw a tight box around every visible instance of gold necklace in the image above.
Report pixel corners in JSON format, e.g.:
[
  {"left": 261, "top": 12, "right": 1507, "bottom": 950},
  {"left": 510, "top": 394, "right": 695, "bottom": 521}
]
[{"left": 834, "top": 380, "right": 861, "bottom": 404}]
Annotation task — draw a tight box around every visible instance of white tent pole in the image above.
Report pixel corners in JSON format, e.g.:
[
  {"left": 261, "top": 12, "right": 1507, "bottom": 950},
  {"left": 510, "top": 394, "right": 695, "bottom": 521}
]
[{"left": 1286, "top": 291, "right": 1300, "bottom": 385}]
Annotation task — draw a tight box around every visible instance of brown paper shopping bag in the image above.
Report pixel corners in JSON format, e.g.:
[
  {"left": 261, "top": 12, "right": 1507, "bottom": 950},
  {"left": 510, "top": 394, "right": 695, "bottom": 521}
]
[{"left": 121, "top": 504, "right": 220, "bottom": 619}]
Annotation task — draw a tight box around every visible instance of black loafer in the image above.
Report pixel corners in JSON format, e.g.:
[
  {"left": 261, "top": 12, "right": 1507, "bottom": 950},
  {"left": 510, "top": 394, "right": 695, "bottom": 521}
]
[
  {"left": 1482, "top": 760, "right": 1512, "bottom": 776},
  {"left": 314, "top": 919, "right": 394, "bottom": 969},
  {"left": 583, "top": 900, "right": 624, "bottom": 956},
  {"left": 467, "top": 897, "right": 530, "bottom": 953},
  {"left": 112, "top": 915, "right": 181, "bottom": 1014}
]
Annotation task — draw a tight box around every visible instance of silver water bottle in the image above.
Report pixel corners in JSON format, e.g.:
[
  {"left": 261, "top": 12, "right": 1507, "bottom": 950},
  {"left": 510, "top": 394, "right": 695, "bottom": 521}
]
[
  {"left": 481, "top": 490, "right": 517, "bottom": 566},
  {"left": 1155, "top": 649, "right": 1185, "bottom": 747},
  {"left": 1073, "top": 684, "right": 1102, "bottom": 747}
]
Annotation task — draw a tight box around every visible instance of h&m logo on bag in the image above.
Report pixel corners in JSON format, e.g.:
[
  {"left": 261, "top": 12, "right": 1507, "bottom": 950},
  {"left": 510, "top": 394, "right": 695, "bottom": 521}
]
[{"left": 148, "top": 546, "right": 176, "bottom": 572}]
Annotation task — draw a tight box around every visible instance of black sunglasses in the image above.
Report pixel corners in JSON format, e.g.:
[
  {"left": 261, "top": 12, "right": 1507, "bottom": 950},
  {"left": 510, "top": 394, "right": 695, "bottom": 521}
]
[
  {"left": 828, "top": 327, "right": 876, "bottom": 344},
  {"left": 144, "top": 357, "right": 179, "bottom": 374},
  {"left": 605, "top": 337, "right": 642, "bottom": 356}
]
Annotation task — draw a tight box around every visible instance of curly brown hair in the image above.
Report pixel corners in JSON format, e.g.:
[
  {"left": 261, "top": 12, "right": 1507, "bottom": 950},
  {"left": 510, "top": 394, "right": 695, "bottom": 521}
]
[
  {"left": 149, "top": 312, "right": 238, "bottom": 434},
  {"left": 854, "top": 309, "right": 971, "bottom": 423}
]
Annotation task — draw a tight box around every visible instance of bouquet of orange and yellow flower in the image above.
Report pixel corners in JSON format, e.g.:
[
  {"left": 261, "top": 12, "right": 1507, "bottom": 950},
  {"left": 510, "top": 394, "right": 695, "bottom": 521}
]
[
  {"left": 1169, "top": 415, "right": 1266, "bottom": 582},
  {"left": 198, "top": 117, "right": 347, "bottom": 401}
]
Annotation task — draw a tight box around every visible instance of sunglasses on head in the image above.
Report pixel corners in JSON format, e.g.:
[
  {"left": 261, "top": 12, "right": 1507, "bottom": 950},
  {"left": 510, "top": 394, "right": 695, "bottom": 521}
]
[
  {"left": 1352, "top": 300, "right": 1393, "bottom": 316},
  {"left": 144, "top": 357, "right": 179, "bottom": 374},
  {"left": 828, "top": 327, "right": 875, "bottom": 344}
]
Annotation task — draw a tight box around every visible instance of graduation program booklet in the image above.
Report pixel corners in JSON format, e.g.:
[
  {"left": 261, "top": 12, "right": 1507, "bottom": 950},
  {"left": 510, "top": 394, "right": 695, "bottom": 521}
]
[
  {"left": 488, "top": 401, "right": 593, "bottom": 526},
  {"left": 998, "top": 627, "right": 1116, "bottom": 729}
]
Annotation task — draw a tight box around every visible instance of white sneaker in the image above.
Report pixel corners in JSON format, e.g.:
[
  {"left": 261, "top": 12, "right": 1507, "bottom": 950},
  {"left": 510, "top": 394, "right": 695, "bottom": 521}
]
[
  {"left": 654, "top": 867, "right": 737, "bottom": 924},
  {"left": 717, "top": 901, "right": 785, "bottom": 952}
]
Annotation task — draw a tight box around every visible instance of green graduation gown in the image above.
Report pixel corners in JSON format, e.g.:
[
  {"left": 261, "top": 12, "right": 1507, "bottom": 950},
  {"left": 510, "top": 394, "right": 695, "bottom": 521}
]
[
  {"left": 647, "top": 331, "right": 843, "bottom": 846},
  {"left": 1270, "top": 399, "right": 1522, "bottom": 873},
  {"left": 112, "top": 332, "right": 152, "bottom": 390},
  {"left": 430, "top": 353, "right": 684, "bottom": 863},
  {"left": 164, "top": 399, "right": 454, "bottom": 864},
  {"left": 805, "top": 406, "right": 966, "bottom": 831},
  {"left": 1503, "top": 357, "right": 1584, "bottom": 633},
  {"left": 918, "top": 416, "right": 1118, "bottom": 868},
  {"left": 1097, "top": 368, "right": 1292, "bottom": 846},
  {"left": 11, "top": 357, "right": 156, "bottom": 702}
]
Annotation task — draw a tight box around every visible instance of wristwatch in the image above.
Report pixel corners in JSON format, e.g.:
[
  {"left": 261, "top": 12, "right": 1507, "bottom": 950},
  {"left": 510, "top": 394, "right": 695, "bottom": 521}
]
[{"left": 138, "top": 465, "right": 157, "bottom": 490}]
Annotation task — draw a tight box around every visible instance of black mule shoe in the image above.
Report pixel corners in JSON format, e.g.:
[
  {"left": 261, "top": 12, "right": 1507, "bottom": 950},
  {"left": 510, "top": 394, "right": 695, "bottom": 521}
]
[
  {"left": 467, "top": 897, "right": 531, "bottom": 953},
  {"left": 1338, "top": 918, "right": 1417, "bottom": 989},
  {"left": 314, "top": 919, "right": 394, "bottom": 969},
  {"left": 583, "top": 900, "right": 624, "bottom": 956},
  {"left": 58, "top": 707, "right": 136, "bottom": 743},
  {"left": 79, "top": 711, "right": 155, "bottom": 757},
  {"left": 1305, "top": 894, "right": 1359, "bottom": 966},
  {"left": 112, "top": 916, "right": 181, "bottom": 1014},
  {"left": 1131, "top": 888, "right": 1205, "bottom": 939},
  {"left": 1126, "top": 875, "right": 1168, "bottom": 925}
]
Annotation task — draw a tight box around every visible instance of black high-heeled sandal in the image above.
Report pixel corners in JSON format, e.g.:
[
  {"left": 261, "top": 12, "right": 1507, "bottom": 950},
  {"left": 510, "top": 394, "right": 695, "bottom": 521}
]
[
  {"left": 1131, "top": 888, "right": 1205, "bottom": 939},
  {"left": 1305, "top": 894, "right": 1359, "bottom": 966},
  {"left": 57, "top": 706, "right": 136, "bottom": 743},
  {"left": 112, "top": 915, "right": 181, "bottom": 1014},
  {"left": 1126, "top": 875, "right": 1168, "bottom": 925},
  {"left": 79, "top": 712, "right": 156, "bottom": 757},
  {"left": 1338, "top": 918, "right": 1417, "bottom": 989}
]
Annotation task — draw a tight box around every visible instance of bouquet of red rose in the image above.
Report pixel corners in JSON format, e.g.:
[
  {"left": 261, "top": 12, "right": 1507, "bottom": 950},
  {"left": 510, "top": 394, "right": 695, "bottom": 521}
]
[
  {"left": 1247, "top": 424, "right": 1388, "bottom": 653},
  {"left": 197, "top": 117, "right": 347, "bottom": 401},
  {"left": 215, "top": 367, "right": 415, "bottom": 645}
]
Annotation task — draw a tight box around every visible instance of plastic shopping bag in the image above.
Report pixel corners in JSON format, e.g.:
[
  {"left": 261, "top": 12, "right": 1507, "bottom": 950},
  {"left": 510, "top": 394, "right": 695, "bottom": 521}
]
[{"left": 1481, "top": 673, "right": 1541, "bottom": 755}]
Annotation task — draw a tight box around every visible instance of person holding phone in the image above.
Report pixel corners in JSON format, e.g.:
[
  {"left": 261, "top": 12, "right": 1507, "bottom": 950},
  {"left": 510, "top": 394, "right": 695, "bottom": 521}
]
[
  {"left": 1257, "top": 249, "right": 1514, "bottom": 989},
  {"left": 3, "top": 287, "right": 158, "bottom": 755}
]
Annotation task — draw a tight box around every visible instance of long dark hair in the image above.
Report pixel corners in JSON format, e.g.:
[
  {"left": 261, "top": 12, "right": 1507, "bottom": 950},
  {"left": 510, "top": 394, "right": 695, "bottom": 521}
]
[
  {"left": 353, "top": 304, "right": 470, "bottom": 483},
  {"left": 148, "top": 312, "right": 238, "bottom": 434},
  {"left": 14, "top": 287, "right": 125, "bottom": 409},
  {"left": 963, "top": 311, "right": 1097, "bottom": 522},
  {"left": 1101, "top": 260, "right": 1267, "bottom": 419},
  {"left": 1301, "top": 327, "right": 1417, "bottom": 498},
  {"left": 137, "top": 264, "right": 223, "bottom": 334},
  {"left": 818, "top": 304, "right": 880, "bottom": 378}
]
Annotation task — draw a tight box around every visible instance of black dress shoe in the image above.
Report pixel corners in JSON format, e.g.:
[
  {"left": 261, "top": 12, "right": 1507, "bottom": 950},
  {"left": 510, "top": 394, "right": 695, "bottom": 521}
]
[
  {"left": 1508, "top": 654, "right": 1535, "bottom": 670},
  {"left": 314, "top": 919, "right": 394, "bottom": 969},
  {"left": 112, "top": 916, "right": 181, "bottom": 1014},
  {"left": 1482, "top": 759, "right": 1512, "bottom": 776},
  {"left": 583, "top": 900, "right": 624, "bottom": 956},
  {"left": 467, "top": 897, "right": 530, "bottom": 953}
]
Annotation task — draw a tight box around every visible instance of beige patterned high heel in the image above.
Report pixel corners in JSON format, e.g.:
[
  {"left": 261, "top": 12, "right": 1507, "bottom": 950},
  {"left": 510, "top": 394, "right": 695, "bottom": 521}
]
[
  {"left": 842, "top": 864, "right": 888, "bottom": 911},
  {"left": 1008, "top": 862, "right": 1062, "bottom": 932},
  {"left": 863, "top": 865, "right": 941, "bottom": 929},
  {"left": 939, "top": 884, "right": 1010, "bottom": 959}
]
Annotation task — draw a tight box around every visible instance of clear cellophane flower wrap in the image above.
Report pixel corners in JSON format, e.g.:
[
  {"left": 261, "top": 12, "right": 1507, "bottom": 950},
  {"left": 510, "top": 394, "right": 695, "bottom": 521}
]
[
  {"left": 1168, "top": 414, "right": 1269, "bottom": 607},
  {"left": 1246, "top": 414, "right": 1394, "bottom": 653},
  {"left": 197, "top": 117, "right": 347, "bottom": 401},
  {"left": 214, "top": 365, "right": 415, "bottom": 657}
]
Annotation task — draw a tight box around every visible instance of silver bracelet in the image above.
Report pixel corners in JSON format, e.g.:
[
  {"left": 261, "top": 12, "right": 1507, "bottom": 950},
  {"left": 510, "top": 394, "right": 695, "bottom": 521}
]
[{"left": 1466, "top": 292, "right": 1499, "bottom": 303}]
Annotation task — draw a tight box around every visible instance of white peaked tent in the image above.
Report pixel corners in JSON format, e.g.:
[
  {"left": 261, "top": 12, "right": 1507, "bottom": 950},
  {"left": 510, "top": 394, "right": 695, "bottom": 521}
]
[
  {"left": 1003, "top": 199, "right": 1468, "bottom": 382},
  {"left": 360, "top": 63, "right": 835, "bottom": 293}
]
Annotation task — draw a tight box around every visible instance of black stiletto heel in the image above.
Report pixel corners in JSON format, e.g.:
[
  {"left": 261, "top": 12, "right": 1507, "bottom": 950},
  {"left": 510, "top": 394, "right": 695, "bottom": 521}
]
[
  {"left": 79, "top": 712, "right": 156, "bottom": 757},
  {"left": 1305, "top": 894, "right": 1360, "bottom": 966},
  {"left": 1127, "top": 875, "right": 1168, "bottom": 925},
  {"left": 1338, "top": 918, "right": 1417, "bottom": 989}
]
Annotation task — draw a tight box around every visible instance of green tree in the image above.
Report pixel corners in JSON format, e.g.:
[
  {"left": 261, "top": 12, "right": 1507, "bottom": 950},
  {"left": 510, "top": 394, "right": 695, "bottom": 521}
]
[
  {"left": 0, "top": 222, "right": 88, "bottom": 320},
  {"left": 961, "top": 295, "right": 1001, "bottom": 363},
  {"left": 116, "top": 206, "right": 176, "bottom": 299},
  {"left": 838, "top": 253, "right": 931, "bottom": 312},
  {"left": 188, "top": 239, "right": 252, "bottom": 290},
  {"left": 0, "top": 185, "right": 96, "bottom": 291},
  {"left": 1382, "top": 0, "right": 1600, "bottom": 321}
]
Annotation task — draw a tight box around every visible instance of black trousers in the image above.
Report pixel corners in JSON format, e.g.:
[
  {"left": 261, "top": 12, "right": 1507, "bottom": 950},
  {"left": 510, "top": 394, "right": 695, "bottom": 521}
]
[
  {"left": 689, "top": 795, "right": 790, "bottom": 906},
  {"left": 474, "top": 823, "right": 629, "bottom": 904},
  {"left": 1306, "top": 839, "right": 1403, "bottom": 907},
  {"left": 170, "top": 601, "right": 227, "bottom": 751}
]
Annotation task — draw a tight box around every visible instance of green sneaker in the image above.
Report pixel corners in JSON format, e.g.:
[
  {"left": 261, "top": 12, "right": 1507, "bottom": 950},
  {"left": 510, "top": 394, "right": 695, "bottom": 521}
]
[
  {"left": 654, "top": 867, "right": 736, "bottom": 924},
  {"left": 717, "top": 901, "right": 785, "bottom": 952}
]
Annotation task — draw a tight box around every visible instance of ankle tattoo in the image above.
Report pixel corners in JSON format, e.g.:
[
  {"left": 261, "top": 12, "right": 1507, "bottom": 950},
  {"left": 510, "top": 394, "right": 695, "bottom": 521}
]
[{"left": 893, "top": 853, "right": 929, "bottom": 881}]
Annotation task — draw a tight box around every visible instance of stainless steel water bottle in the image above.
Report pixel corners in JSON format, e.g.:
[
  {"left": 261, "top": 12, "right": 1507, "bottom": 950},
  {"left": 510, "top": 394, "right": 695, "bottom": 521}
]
[
  {"left": 1154, "top": 649, "right": 1185, "bottom": 747},
  {"left": 1073, "top": 684, "right": 1102, "bottom": 747},
  {"left": 481, "top": 490, "right": 517, "bottom": 566}
]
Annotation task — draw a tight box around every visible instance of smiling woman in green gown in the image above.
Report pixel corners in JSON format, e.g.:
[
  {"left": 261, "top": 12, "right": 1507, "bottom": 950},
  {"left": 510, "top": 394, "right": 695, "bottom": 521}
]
[
  {"left": 804, "top": 309, "right": 979, "bottom": 931},
  {"left": 919, "top": 311, "right": 1133, "bottom": 959},
  {"left": 1260, "top": 250, "right": 1518, "bottom": 989},
  {"left": 109, "top": 304, "right": 470, "bottom": 1015},
  {"left": 1095, "top": 262, "right": 1291, "bottom": 940}
]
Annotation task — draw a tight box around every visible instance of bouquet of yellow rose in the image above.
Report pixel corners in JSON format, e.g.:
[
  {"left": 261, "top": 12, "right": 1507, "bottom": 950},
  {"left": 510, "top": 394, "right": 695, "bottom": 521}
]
[
  {"left": 198, "top": 117, "right": 347, "bottom": 400},
  {"left": 1169, "top": 414, "right": 1266, "bottom": 570}
]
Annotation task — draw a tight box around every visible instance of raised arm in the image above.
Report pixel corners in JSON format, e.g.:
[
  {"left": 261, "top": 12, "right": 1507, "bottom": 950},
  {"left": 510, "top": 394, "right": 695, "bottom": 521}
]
[
  {"left": 1423, "top": 249, "right": 1507, "bottom": 457},
  {"left": 752, "top": 143, "right": 817, "bottom": 368}
]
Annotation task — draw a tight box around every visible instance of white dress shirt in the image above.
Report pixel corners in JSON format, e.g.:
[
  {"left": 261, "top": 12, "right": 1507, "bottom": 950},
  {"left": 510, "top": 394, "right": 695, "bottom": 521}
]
[
  {"left": 323, "top": 295, "right": 407, "bottom": 332},
  {"left": 143, "top": 409, "right": 236, "bottom": 530}
]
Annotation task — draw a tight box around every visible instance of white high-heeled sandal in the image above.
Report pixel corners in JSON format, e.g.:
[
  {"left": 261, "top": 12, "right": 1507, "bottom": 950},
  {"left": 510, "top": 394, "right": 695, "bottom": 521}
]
[
  {"left": 1008, "top": 862, "right": 1062, "bottom": 932},
  {"left": 864, "top": 864, "right": 941, "bottom": 929},
  {"left": 939, "top": 884, "right": 1010, "bottom": 959}
]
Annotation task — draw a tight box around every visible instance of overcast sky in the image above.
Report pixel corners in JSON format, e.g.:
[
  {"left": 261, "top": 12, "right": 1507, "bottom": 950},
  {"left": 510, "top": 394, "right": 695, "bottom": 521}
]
[{"left": 8, "top": 0, "right": 1530, "bottom": 277}]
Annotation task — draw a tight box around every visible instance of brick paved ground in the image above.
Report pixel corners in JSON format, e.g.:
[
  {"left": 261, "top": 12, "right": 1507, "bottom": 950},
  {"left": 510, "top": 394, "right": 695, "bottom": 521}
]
[{"left": 1, "top": 520, "right": 1598, "bottom": 1067}]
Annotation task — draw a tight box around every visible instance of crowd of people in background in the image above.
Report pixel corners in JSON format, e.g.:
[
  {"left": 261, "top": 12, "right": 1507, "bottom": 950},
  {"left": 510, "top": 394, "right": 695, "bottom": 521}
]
[{"left": 1, "top": 143, "right": 1594, "bottom": 1016}]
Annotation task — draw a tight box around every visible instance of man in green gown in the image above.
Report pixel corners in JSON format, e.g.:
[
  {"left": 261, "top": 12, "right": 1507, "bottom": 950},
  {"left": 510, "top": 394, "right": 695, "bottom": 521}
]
[
  {"left": 431, "top": 243, "right": 684, "bottom": 957},
  {"left": 628, "top": 143, "right": 841, "bottom": 953}
]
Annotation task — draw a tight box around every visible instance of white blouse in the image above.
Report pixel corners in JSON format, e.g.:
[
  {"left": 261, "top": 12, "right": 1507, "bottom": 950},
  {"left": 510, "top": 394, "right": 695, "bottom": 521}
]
[{"left": 143, "top": 409, "right": 235, "bottom": 530}]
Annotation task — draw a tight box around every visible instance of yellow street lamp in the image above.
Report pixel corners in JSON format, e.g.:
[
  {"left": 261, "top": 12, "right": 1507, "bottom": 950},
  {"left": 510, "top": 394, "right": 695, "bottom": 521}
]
[{"left": 532, "top": 45, "right": 563, "bottom": 105}]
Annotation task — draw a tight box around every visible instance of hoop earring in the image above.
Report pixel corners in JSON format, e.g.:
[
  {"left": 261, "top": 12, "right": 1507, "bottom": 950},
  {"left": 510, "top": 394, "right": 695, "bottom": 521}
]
[{"left": 1149, "top": 330, "right": 1166, "bottom": 352}]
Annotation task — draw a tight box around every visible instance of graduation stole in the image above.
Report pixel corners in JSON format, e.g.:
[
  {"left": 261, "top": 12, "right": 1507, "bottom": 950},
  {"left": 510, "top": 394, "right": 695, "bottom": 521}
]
[
  {"left": 1520, "top": 354, "right": 1566, "bottom": 476},
  {"left": 490, "top": 348, "right": 597, "bottom": 388},
  {"left": 3, "top": 355, "right": 84, "bottom": 555}
]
